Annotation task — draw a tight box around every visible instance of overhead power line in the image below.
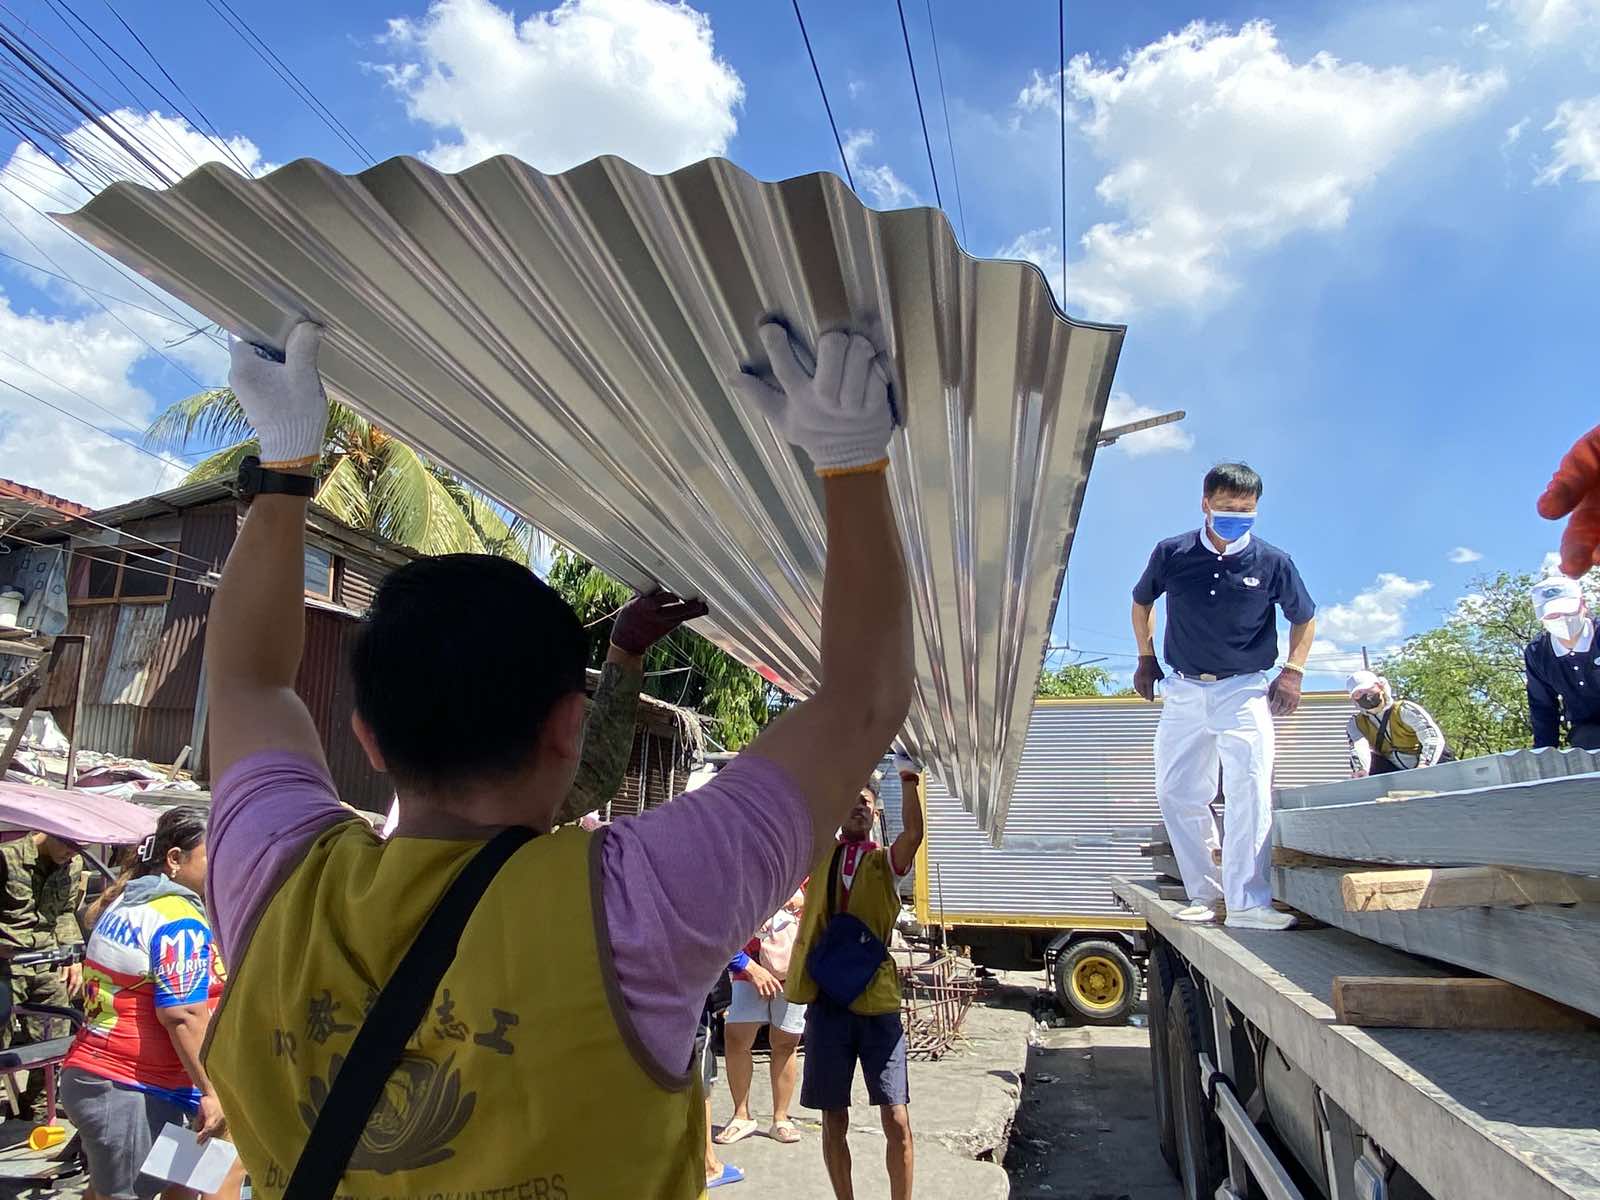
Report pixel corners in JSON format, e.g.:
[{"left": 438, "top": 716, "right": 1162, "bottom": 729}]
[
  {"left": 790, "top": 0, "right": 855, "bottom": 192},
  {"left": 894, "top": 0, "right": 942, "bottom": 211},
  {"left": 922, "top": 0, "right": 966, "bottom": 242},
  {"left": 200, "top": 0, "right": 375, "bottom": 166},
  {"left": 0, "top": 373, "right": 191, "bottom": 478}
]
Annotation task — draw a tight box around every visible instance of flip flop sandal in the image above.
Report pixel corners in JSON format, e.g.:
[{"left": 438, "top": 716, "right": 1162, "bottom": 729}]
[
  {"left": 707, "top": 1163, "right": 745, "bottom": 1188},
  {"left": 713, "top": 1118, "right": 759, "bottom": 1145},
  {"left": 768, "top": 1120, "right": 801, "bottom": 1144}
]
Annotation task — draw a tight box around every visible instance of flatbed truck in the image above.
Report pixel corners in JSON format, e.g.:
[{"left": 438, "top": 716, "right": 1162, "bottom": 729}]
[{"left": 1114, "top": 755, "right": 1600, "bottom": 1199}]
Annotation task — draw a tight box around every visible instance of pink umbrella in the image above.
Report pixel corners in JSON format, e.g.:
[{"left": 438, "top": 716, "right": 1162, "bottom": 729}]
[{"left": 0, "top": 779, "right": 160, "bottom": 844}]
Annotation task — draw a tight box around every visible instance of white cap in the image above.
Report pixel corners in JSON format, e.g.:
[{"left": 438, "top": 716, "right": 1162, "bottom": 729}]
[
  {"left": 1531, "top": 575, "right": 1583, "bottom": 620},
  {"left": 1345, "top": 670, "right": 1381, "bottom": 696}
]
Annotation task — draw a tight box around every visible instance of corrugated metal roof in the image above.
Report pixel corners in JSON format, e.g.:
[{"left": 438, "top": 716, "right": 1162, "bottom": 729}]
[
  {"left": 921, "top": 694, "right": 1350, "bottom": 921},
  {"left": 58, "top": 153, "right": 1126, "bottom": 842}
]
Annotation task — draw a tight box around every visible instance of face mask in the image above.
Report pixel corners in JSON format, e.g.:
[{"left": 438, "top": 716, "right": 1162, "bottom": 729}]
[
  {"left": 1355, "top": 692, "right": 1384, "bottom": 711},
  {"left": 1206, "top": 510, "right": 1256, "bottom": 542},
  {"left": 1544, "top": 614, "right": 1590, "bottom": 642}
]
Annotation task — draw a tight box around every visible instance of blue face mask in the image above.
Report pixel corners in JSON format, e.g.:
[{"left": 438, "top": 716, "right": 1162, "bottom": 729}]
[{"left": 1206, "top": 510, "right": 1256, "bottom": 542}]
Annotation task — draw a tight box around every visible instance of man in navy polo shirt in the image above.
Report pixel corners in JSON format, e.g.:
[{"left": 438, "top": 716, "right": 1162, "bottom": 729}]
[
  {"left": 1525, "top": 574, "right": 1600, "bottom": 749},
  {"left": 1131, "top": 462, "right": 1316, "bottom": 930}
]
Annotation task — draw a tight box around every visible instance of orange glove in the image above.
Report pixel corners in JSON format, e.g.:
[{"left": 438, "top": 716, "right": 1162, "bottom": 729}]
[{"left": 1537, "top": 423, "right": 1600, "bottom": 577}]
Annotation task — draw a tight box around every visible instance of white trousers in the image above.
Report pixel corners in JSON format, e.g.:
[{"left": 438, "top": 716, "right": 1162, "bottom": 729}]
[{"left": 1153, "top": 672, "right": 1276, "bottom": 911}]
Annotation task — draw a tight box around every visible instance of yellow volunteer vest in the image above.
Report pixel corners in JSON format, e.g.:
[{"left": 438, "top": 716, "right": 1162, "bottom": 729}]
[
  {"left": 785, "top": 844, "right": 902, "bottom": 1016},
  {"left": 204, "top": 821, "right": 704, "bottom": 1200},
  {"left": 1354, "top": 707, "right": 1423, "bottom": 758}
]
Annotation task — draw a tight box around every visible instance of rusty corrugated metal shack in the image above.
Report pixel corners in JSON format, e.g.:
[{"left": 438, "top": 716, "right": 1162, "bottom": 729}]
[{"left": 3, "top": 479, "right": 697, "bottom": 814}]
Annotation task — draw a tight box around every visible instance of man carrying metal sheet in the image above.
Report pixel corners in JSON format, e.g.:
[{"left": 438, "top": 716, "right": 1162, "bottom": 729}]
[
  {"left": 1130, "top": 463, "right": 1316, "bottom": 930},
  {"left": 196, "top": 318, "right": 911, "bottom": 1199}
]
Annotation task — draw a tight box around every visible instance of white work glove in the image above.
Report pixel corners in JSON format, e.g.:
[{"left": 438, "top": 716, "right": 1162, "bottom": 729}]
[
  {"left": 734, "top": 322, "right": 898, "bottom": 475},
  {"left": 228, "top": 321, "right": 328, "bottom": 468},
  {"left": 893, "top": 749, "right": 921, "bottom": 776}
]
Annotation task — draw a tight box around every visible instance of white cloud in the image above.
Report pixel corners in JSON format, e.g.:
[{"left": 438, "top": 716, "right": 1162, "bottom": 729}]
[
  {"left": 1504, "top": 118, "right": 1530, "bottom": 149},
  {"left": 1018, "top": 21, "right": 1502, "bottom": 319},
  {"left": 1536, "top": 96, "right": 1600, "bottom": 184},
  {"left": 996, "top": 226, "right": 1061, "bottom": 294},
  {"left": 0, "top": 111, "right": 255, "bottom": 509},
  {"left": 1542, "top": 550, "right": 1563, "bottom": 575},
  {"left": 1100, "top": 391, "right": 1193, "bottom": 456},
  {"left": 1493, "top": 0, "right": 1600, "bottom": 46},
  {"left": 842, "top": 130, "right": 918, "bottom": 210},
  {"left": 1306, "top": 638, "right": 1372, "bottom": 678},
  {"left": 1318, "top": 573, "right": 1433, "bottom": 646},
  {"left": 1449, "top": 546, "right": 1484, "bottom": 563},
  {"left": 375, "top": 0, "right": 744, "bottom": 174}
]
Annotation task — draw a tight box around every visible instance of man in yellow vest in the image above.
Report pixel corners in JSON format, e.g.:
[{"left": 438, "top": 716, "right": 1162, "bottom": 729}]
[
  {"left": 196, "top": 318, "right": 913, "bottom": 1199},
  {"left": 787, "top": 753, "right": 925, "bottom": 1200},
  {"left": 1344, "top": 670, "right": 1450, "bottom": 776}
]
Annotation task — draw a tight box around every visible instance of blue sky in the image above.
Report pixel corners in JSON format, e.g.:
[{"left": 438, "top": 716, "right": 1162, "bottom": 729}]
[{"left": 1, "top": 0, "right": 1598, "bottom": 688}]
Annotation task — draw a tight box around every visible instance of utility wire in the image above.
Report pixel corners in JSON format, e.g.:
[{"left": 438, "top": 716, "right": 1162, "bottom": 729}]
[
  {"left": 0, "top": 247, "right": 199, "bottom": 326},
  {"left": 200, "top": 0, "right": 375, "bottom": 166},
  {"left": 1057, "top": 0, "right": 1067, "bottom": 304},
  {"left": 790, "top": 0, "right": 855, "bottom": 192},
  {"left": 0, "top": 374, "right": 193, "bottom": 478},
  {"left": 92, "top": 0, "right": 256, "bottom": 176},
  {"left": 894, "top": 0, "right": 942, "bottom": 210},
  {"left": 922, "top": 0, "right": 966, "bottom": 242}
]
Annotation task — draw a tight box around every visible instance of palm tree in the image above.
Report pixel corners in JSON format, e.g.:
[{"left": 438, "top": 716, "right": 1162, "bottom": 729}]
[{"left": 146, "top": 389, "right": 533, "bottom": 561}]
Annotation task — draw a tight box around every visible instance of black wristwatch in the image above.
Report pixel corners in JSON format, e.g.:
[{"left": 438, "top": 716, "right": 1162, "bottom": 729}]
[{"left": 236, "top": 455, "right": 316, "bottom": 501}]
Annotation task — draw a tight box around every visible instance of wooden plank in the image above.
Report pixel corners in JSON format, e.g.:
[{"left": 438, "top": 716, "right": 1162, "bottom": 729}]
[
  {"left": 1138, "top": 842, "right": 1173, "bottom": 857},
  {"left": 1150, "top": 854, "right": 1182, "bottom": 880},
  {"left": 1274, "top": 865, "right": 1600, "bottom": 1020},
  {"left": 1157, "top": 884, "right": 1189, "bottom": 902},
  {"left": 1274, "top": 776, "right": 1600, "bottom": 876},
  {"left": 1273, "top": 846, "right": 1372, "bottom": 869},
  {"left": 1332, "top": 976, "right": 1600, "bottom": 1031},
  {"left": 1343, "top": 867, "right": 1600, "bottom": 912}
]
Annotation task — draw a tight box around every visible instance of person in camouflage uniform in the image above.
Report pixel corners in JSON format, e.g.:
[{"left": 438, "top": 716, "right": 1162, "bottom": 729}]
[{"left": 0, "top": 831, "right": 85, "bottom": 1120}]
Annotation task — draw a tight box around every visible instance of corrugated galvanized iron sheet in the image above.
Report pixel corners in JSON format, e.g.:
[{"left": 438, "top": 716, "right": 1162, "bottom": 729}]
[
  {"left": 59, "top": 154, "right": 1126, "bottom": 842},
  {"left": 921, "top": 695, "right": 1350, "bottom": 921}
]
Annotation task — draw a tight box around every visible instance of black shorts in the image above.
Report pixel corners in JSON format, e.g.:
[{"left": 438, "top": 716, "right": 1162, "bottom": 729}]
[{"left": 799, "top": 999, "right": 908, "bottom": 1110}]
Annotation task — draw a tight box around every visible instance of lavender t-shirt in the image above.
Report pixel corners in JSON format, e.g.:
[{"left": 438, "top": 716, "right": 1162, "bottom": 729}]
[{"left": 206, "top": 751, "right": 810, "bottom": 1079}]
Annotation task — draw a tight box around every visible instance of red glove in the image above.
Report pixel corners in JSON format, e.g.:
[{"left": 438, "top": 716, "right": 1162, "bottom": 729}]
[
  {"left": 1538, "top": 424, "right": 1600, "bottom": 577},
  {"left": 610, "top": 590, "right": 709, "bottom": 655}
]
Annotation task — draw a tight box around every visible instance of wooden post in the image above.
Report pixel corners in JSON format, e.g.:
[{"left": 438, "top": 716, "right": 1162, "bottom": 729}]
[{"left": 63, "top": 633, "right": 89, "bottom": 788}]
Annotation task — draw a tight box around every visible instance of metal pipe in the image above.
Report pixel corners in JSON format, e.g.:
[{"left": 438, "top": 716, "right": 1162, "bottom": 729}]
[{"left": 1199, "top": 1052, "right": 1308, "bottom": 1200}]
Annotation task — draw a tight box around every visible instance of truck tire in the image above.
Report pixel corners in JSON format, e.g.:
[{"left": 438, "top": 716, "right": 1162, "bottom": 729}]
[
  {"left": 1166, "top": 976, "right": 1228, "bottom": 1200},
  {"left": 1146, "top": 941, "right": 1179, "bottom": 1173},
  {"left": 1053, "top": 938, "right": 1141, "bottom": 1025}
]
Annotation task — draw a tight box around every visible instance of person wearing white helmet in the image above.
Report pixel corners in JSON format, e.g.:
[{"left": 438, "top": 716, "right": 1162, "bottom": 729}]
[
  {"left": 1343, "top": 670, "right": 1450, "bottom": 777},
  {"left": 1524, "top": 574, "right": 1600, "bottom": 749}
]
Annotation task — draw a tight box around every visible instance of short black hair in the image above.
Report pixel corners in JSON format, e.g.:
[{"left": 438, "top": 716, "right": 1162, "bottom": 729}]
[
  {"left": 351, "top": 554, "right": 587, "bottom": 788},
  {"left": 1203, "top": 462, "right": 1263, "bottom": 501}
]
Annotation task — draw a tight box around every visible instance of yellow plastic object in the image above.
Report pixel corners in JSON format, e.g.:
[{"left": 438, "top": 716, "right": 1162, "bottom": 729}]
[
  {"left": 1071, "top": 954, "right": 1127, "bottom": 1013},
  {"left": 28, "top": 1125, "right": 66, "bottom": 1151}
]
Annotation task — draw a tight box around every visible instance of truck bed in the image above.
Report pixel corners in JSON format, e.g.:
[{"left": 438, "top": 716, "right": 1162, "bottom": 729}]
[{"left": 1114, "top": 876, "right": 1600, "bottom": 1200}]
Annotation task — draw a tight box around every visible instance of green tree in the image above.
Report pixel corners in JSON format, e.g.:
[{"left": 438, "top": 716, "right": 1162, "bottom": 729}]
[
  {"left": 1036, "top": 663, "right": 1115, "bottom": 698},
  {"left": 546, "top": 549, "right": 787, "bottom": 749},
  {"left": 1379, "top": 569, "right": 1600, "bottom": 757},
  {"left": 147, "top": 390, "right": 529, "bottom": 560}
]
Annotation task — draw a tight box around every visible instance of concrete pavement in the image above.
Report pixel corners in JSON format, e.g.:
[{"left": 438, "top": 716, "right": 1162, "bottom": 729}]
[{"left": 704, "top": 990, "right": 1034, "bottom": 1199}]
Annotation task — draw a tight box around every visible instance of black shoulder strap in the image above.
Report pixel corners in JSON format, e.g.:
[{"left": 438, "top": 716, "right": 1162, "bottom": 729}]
[
  {"left": 1373, "top": 707, "right": 1394, "bottom": 756},
  {"left": 284, "top": 825, "right": 536, "bottom": 1200},
  {"left": 823, "top": 843, "right": 845, "bottom": 918}
]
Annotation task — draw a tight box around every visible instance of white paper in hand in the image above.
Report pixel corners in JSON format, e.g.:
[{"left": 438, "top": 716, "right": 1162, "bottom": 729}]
[{"left": 139, "top": 1123, "right": 238, "bottom": 1193}]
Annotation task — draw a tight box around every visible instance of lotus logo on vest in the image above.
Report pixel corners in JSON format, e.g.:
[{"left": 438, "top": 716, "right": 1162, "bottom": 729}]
[{"left": 1243, "top": 577, "right": 1260, "bottom": 587}]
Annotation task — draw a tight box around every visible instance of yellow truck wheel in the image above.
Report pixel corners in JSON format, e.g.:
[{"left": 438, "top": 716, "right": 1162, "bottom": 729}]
[{"left": 1053, "top": 938, "right": 1141, "bottom": 1025}]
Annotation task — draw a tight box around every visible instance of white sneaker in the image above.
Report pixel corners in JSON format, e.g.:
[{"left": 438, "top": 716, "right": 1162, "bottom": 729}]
[
  {"left": 1225, "top": 906, "right": 1297, "bottom": 931},
  {"left": 1175, "top": 904, "right": 1218, "bottom": 924}
]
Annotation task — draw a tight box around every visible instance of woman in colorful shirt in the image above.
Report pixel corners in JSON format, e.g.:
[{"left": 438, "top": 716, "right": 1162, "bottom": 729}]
[{"left": 61, "top": 806, "right": 233, "bottom": 1200}]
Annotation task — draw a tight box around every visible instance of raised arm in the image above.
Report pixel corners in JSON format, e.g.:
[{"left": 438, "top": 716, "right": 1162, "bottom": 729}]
[
  {"left": 736, "top": 324, "right": 914, "bottom": 860},
  {"left": 889, "top": 750, "right": 925, "bottom": 875},
  {"left": 205, "top": 324, "right": 330, "bottom": 780},
  {"left": 556, "top": 591, "right": 708, "bottom": 825}
]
